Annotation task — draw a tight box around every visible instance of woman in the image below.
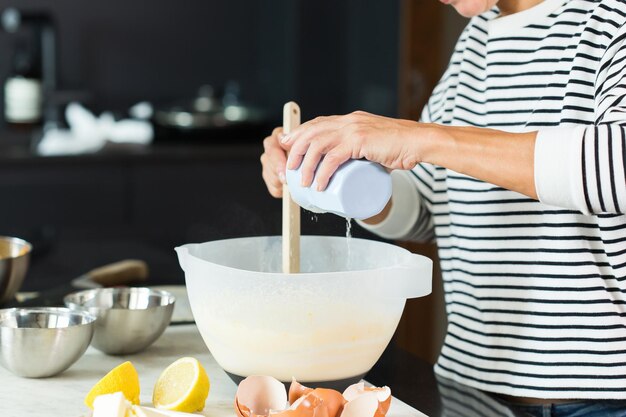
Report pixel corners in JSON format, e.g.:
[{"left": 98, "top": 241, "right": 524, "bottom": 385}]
[{"left": 261, "top": 0, "right": 626, "bottom": 415}]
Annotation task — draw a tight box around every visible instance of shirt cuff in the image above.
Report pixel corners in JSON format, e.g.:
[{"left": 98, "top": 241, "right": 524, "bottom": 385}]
[
  {"left": 356, "top": 170, "right": 421, "bottom": 239},
  {"left": 534, "top": 126, "right": 587, "bottom": 212}
]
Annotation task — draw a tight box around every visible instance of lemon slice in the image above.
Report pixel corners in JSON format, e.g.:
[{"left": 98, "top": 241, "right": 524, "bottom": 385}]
[
  {"left": 152, "top": 357, "right": 210, "bottom": 412},
  {"left": 85, "top": 361, "right": 141, "bottom": 409}
]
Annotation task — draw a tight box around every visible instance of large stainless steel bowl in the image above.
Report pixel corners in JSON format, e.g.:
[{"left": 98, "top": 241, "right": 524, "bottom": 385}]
[
  {"left": 0, "top": 307, "right": 96, "bottom": 377},
  {"left": 0, "top": 236, "right": 31, "bottom": 304},
  {"left": 64, "top": 287, "right": 175, "bottom": 355}
]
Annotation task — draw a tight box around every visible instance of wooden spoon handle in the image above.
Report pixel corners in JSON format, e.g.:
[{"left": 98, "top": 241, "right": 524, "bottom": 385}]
[
  {"left": 282, "top": 102, "right": 301, "bottom": 274},
  {"left": 75, "top": 259, "right": 149, "bottom": 288}
]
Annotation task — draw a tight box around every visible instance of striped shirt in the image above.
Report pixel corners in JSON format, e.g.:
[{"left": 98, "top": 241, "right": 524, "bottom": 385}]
[{"left": 360, "top": 0, "right": 626, "bottom": 399}]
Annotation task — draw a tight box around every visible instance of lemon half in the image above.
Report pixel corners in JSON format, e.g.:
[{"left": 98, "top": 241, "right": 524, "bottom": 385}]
[
  {"left": 152, "top": 357, "right": 210, "bottom": 412},
  {"left": 85, "top": 361, "right": 141, "bottom": 409}
]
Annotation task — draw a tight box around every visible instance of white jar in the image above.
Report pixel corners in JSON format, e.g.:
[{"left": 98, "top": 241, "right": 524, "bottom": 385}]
[{"left": 4, "top": 76, "right": 43, "bottom": 123}]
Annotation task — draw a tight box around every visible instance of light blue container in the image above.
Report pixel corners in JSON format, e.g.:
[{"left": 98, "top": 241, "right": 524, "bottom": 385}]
[{"left": 286, "top": 160, "right": 392, "bottom": 220}]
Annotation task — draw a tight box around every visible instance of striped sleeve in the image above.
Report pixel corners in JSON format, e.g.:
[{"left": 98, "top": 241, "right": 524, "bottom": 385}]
[
  {"left": 382, "top": 101, "right": 442, "bottom": 242},
  {"left": 535, "top": 23, "right": 626, "bottom": 215},
  {"left": 355, "top": 170, "right": 433, "bottom": 241},
  {"left": 357, "top": 103, "right": 439, "bottom": 241}
]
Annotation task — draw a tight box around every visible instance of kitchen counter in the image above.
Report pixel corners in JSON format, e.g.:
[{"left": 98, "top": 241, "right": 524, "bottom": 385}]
[{"left": 0, "top": 324, "right": 434, "bottom": 417}]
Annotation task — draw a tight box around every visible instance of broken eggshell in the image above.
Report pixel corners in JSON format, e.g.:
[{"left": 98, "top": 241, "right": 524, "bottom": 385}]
[
  {"left": 291, "top": 388, "right": 345, "bottom": 417},
  {"left": 341, "top": 392, "right": 380, "bottom": 417},
  {"left": 288, "top": 379, "right": 313, "bottom": 405},
  {"left": 288, "top": 379, "right": 345, "bottom": 417},
  {"left": 235, "top": 375, "right": 288, "bottom": 416},
  {"left": 285, "top": 393, "right": 329, "bottom": 417},
  {"left": 234, "top": 376, "right": 391, "bottom": 417},
  {"left": 343, "top": 382, "right": 392, "bottom": 417}
]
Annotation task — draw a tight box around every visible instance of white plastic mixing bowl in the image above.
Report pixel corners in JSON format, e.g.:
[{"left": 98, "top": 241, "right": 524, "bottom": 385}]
[{"left": 176, "top": 235, "right": 431, "bottom": 389}]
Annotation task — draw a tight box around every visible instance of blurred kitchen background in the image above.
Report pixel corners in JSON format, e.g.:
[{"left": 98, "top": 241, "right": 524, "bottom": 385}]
[{"left": 0, "top": 0, "right": 465, "bottom": 362}]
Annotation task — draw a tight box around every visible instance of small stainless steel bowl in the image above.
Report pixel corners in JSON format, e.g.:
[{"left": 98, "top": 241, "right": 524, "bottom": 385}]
[
  {"left": 0, "top": 307, "right": 95, "bottom": 378},
  {"left": 0, "top": 236, "right": 32, "bottom": 304},
  {"left": 64, "top": 287, "right": 175, "bottom": 355}
]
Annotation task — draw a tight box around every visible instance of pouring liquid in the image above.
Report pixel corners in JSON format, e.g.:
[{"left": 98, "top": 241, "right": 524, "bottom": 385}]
[
  {"left": 345, "top": 217, "right": 353, "bottom": 239},
  {"left": 345, "top": 217, "right": 353, "bottom": 270}
]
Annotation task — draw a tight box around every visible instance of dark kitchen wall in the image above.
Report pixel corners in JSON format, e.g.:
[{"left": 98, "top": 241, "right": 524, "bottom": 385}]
[{"left": 0, "top": 0, "right": 400, "bottom": 121}]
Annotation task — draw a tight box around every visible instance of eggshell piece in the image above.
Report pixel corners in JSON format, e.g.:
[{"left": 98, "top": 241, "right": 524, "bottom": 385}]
[
  {"left": 340, "top": 392, "right": 379, "bottom": 417},
  {"left": 279, "top": 392, "right": 329, "bottom": 417},
  {"left": 235, "top": 375, "right": 288, "bottom": 417},
  {"left": 288, "top": 379, "right": 313, "bottom": 405},
  {"left": 309, "top": 389, "right": 346, "bottom": 417},
  {"left": 374, "top": 390, "right": 391, "bottom": 415},
  {"left": 366, "top": 386, "right": 391, "bottom": 415},
  {"left": 342, "top": 382, "right": 364, "bottom": 402},
  {"left": 287, "top": 381, "right": 345, "bottom": 417},
  {"left": 342, "top": 383, "right": 391, "bottom": 417},
  {"left": 234, "top": 399, "right": 250, "bottom": 417}
]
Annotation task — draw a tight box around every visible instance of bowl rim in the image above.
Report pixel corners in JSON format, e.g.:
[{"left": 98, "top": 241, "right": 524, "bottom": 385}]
[
  {"left": 0, "top": 236, "right": 32, "bottom": 260},
  {"left": 64, "top": 287, "right": 176, "bottom": 311},
  {"left": 0, "top": 307, "right": 97, "bottom": 328},
  {"left": 176, "top": 235, "right": 430, "bottom": 276}
]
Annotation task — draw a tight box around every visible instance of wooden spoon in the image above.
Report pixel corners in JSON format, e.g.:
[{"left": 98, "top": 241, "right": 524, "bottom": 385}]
[{"left": 282, "top": 101, "right": 301, "bottom": 273}]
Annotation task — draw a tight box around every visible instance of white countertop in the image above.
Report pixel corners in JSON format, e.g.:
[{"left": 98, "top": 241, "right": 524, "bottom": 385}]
[{"left": 0, "top": 324, "right": 427, "bottom": 417}]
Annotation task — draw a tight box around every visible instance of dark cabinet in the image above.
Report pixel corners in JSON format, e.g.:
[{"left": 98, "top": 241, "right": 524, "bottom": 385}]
[{"left": 0, "top": 143, "right": 360, "bottom": 290}]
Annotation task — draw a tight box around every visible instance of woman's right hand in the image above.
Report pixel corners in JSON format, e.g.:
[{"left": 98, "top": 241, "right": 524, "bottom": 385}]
[
  {"left": 260, "top": 127, "right": 290, "bottom": 198},
  {"left": 261, "top": 124, "right": 393, "bottom": 225}
]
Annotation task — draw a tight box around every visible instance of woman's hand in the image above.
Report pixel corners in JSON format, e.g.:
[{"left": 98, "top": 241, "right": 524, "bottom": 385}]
[
  {"left": 280, "top": 111, "right": 425, "bottom": 191},
  {"left": 260, "top": 127, "right": 291, "bottom": 198},
  {"left": 266, "top": 109, "right": 538, "bottom": 201}
]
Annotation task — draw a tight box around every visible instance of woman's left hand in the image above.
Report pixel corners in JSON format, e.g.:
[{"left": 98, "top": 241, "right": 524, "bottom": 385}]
[{"left": 280, "top": 111, "right": 426, "bottom": 191}]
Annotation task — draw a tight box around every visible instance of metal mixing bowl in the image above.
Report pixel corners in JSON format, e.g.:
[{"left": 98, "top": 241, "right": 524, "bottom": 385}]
[
  {"left": 0, "top": 236, "right": 32, "bottom": 304},
  {"left": 64, "top": 287, "right": 175, "bottom": 355},
  {"left": 0, "top": 307, "right": 96, "bottom": 377}
]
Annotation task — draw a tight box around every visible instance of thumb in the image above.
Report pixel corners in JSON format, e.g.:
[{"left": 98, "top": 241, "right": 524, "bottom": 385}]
[{"left": 278, "top": 132, "right": 293, "bottom": 152}]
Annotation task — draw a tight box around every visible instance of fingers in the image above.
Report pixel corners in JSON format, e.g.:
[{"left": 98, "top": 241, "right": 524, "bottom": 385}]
[
  {"left": 261, "top": 153, "right": 283, "bottom": 197},
  {"left": 282, "top": 116, "right": 339, "bottom": 156},
  {"left": 272, "top": 127, "right": 292, "bottom": 152},
  {"left": 263, "top": 132, "right": 288, "bottom": 176},
  {"left": 261, "top": 128, "right": 289, "bottom": 198},
  {"left": 299, "top": 142, "right": 326, "bottom": 187},
  {"left": 286, "top": 139, "right": 310, "bottom": 171},
  {"left": 285, "top": 118, "right": 342, "bottom": 170},
  {"left": 314, "top": 148, "right": 351, "bottom": 191},
  {"left": 284, "top": 116, "right": 352, "bottom": 190}
]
